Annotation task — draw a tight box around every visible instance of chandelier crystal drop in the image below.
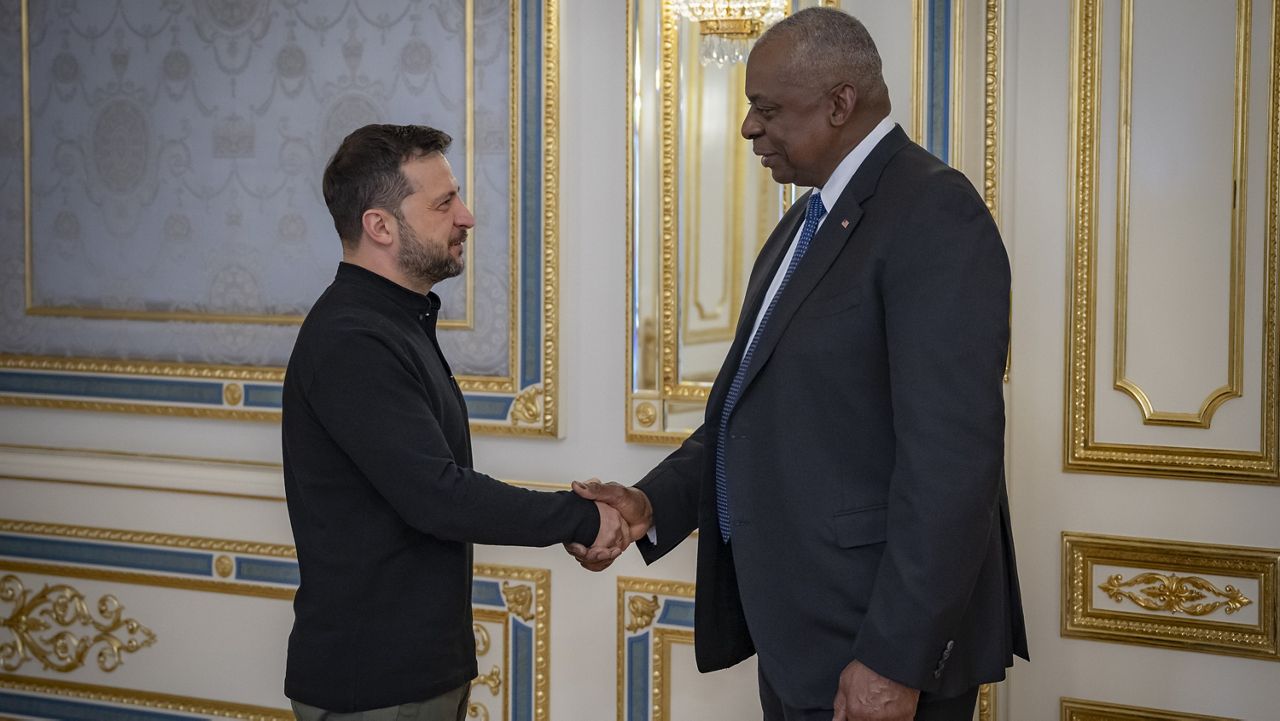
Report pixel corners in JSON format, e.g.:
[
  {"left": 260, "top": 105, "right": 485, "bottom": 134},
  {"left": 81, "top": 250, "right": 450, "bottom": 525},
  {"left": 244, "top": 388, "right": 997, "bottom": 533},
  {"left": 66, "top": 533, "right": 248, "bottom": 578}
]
[{"left": 669, "top": 0, "right": 787, "bottom": 67}]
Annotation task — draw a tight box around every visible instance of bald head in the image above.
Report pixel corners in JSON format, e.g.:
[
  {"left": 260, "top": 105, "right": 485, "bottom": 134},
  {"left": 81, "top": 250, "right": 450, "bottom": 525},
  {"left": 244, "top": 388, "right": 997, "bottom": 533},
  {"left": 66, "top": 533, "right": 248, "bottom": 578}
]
[{"left": 756, "top": 7, "right": 891, "bottom": 117}]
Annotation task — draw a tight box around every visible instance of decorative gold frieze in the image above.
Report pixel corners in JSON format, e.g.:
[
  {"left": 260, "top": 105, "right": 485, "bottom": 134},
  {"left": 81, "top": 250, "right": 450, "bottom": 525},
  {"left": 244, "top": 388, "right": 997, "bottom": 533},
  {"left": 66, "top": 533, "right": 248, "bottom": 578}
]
[
  {"left": 1099, "top": 572, "right": 1252, "bottom": 617},
  {"left": 626, "top": 593, "right": 660, "bottom": 633},
  {"left": 0, "top": 575, "right": 156, "bottom": 673},
  {"left": 501, "top": 580, "right": 534, "bottom": 622},
  {"left": 1062, "top": 697, "right": 1239, "bottom": 721},
  {"left": 1063, "top": 533, "right": 1279, "bottom": 661}
]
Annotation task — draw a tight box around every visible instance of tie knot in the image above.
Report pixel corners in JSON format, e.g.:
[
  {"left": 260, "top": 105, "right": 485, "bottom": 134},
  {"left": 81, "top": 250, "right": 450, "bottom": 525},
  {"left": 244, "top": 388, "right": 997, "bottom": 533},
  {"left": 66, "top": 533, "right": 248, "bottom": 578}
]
[{"left": 807, "top": 192, "right": 826, "bottom": 221}]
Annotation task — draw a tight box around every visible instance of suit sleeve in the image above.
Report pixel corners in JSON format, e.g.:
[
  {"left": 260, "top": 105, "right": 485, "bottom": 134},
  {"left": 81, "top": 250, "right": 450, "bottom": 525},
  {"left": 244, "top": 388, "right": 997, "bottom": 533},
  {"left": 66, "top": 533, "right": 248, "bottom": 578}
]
[
  {"left": 850, "top": 180, "right": 1010, "bottom": 691},
  {"left": 634, "top": 424, "right": 707, "bottom": 563},
  {"left": 301, "top": 329, "right": 600, "bottom": 548}
]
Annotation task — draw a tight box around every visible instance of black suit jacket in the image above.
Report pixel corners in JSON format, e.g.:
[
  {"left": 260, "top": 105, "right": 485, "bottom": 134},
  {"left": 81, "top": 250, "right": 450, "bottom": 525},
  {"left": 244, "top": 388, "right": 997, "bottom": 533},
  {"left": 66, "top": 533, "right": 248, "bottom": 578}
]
[{"left": 636, "top": 126, "right": 1028, "bottom": 708}]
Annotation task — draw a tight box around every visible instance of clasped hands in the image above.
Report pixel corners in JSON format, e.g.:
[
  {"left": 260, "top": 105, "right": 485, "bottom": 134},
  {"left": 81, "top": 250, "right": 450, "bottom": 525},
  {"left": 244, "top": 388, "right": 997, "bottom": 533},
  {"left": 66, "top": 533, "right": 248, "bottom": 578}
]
[{"left": 568, "top": 479, "right": 652, "bottom": 571}]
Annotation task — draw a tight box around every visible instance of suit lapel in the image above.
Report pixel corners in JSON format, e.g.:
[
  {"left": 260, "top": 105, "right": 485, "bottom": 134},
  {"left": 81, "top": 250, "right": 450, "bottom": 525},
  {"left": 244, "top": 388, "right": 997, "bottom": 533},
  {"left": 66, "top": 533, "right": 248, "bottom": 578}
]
[
  {"left": 731, "top": 125, "right": 912, "bottom": 403},
  {"left": 707, "top": 198, "right": 808, "bottom": 414}
]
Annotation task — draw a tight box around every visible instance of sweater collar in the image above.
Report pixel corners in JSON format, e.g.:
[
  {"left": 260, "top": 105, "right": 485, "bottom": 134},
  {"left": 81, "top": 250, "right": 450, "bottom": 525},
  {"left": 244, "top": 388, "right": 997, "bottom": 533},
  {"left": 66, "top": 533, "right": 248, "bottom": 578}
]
[{"left": 335, "top": 262, "right": 441, "bottom": 316}]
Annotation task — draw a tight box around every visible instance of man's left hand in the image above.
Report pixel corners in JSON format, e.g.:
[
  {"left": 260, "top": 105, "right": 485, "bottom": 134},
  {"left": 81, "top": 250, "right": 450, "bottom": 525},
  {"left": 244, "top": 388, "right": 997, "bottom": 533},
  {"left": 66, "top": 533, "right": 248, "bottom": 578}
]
[{"left": 832, "top": 660, "right": 920, "bottom": 721}]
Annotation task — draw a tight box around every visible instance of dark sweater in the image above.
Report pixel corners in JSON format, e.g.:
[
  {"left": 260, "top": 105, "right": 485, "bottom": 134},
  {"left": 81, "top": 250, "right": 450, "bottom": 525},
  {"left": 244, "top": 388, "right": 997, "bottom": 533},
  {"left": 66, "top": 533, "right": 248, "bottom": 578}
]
[{"left": 282, "top": 263, "right": 599, "bottom": 711}]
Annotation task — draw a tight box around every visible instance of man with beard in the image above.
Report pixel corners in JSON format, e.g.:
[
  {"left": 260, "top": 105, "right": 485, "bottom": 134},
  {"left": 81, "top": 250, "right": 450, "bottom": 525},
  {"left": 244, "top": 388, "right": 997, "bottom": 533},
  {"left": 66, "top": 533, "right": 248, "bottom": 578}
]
[{"left": 282, "top": 124, "right": 627, "bottom": 720}]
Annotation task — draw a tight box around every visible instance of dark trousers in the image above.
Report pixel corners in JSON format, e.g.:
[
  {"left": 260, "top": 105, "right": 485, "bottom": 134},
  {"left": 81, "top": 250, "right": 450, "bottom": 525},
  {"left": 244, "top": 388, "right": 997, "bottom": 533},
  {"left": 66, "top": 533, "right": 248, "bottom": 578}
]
[{"left": 759, "top": 666, "right": 979, "bottom": 721}]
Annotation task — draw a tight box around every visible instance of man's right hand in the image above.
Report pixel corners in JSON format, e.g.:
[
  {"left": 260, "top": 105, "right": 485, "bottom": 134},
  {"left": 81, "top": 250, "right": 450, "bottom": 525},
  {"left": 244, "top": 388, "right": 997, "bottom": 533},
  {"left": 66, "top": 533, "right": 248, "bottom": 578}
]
[{"left": 564, "top": 480, "right": 654, "bottom": 571}]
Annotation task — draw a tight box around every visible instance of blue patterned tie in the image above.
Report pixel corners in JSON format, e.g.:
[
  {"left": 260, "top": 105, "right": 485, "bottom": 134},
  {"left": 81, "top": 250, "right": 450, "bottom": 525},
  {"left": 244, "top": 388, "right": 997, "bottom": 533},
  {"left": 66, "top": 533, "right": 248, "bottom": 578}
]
[{"left": 715, "top": 191, "right": 826, "bottom": 542}]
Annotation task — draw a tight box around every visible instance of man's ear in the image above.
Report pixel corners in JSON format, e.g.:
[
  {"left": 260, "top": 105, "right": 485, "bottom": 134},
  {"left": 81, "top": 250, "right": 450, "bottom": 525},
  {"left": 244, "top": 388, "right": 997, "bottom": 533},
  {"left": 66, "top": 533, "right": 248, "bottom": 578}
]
[
  {"left": 361, "top": 208, "right": 395, "bottom": 248},
  {"left": 830, "top": 82, "right": 858, "bottom": 126}
]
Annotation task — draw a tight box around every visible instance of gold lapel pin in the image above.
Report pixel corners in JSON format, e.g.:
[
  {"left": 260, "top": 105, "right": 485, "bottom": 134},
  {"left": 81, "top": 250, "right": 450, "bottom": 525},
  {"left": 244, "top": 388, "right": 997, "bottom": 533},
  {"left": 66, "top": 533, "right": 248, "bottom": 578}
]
[{"left": 841, "top": 219, "right": 850, "bottom": 228}]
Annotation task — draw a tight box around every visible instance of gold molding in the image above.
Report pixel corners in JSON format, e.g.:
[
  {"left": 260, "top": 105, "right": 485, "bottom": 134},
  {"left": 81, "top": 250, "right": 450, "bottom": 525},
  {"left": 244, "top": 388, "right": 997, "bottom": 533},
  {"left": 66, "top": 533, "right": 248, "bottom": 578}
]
[
  {"left": 1063, "top": 533, "right": 1279, "bottom": 661},
  {"left": 616, "top": 577, "right": 697, "bottom": 721},
  {"left": 477, "top": 563, "right": 551, "bottom": 721},
  {"left": 979, "top": 683, "right": 995, "bottom": 721},
  {"left": 1065, "top": 0, "right": 1280, "bottom": 483},
  {"left": 0, "top": 673, "right": 291, "bottom": 720},
  {"left": 1111, "top": 0, "right": 1248, "bottom": 429},
  {"left": 1061, "top": 697, "right": 1239, "bottom": 721},
  {"left": 0, "top": 520, "right": 296, "bottom": 558},
  {"left": 0, "top": 560, "right": 295, "bottom": 601}
]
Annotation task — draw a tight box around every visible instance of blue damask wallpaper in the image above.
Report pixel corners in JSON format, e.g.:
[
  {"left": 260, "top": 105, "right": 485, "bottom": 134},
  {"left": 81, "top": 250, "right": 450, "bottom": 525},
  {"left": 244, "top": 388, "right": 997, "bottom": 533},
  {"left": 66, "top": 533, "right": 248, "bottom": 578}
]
[{"left": 1, "top": 0, "right": 516, "bottom": 376}]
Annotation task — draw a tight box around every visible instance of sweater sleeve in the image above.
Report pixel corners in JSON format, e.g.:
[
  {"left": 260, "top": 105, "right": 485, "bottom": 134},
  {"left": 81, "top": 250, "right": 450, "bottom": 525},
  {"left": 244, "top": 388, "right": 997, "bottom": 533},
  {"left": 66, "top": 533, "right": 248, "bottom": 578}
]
[{"left": 300, "top": 327, "right": 600, "bottom": 548}]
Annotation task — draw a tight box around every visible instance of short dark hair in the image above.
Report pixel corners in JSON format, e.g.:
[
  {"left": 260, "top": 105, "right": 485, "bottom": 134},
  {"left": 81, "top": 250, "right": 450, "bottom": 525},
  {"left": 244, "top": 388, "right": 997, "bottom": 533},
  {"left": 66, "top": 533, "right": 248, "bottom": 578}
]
[{"left": 322, "top": 124, "right": 452, "bottom": 247}]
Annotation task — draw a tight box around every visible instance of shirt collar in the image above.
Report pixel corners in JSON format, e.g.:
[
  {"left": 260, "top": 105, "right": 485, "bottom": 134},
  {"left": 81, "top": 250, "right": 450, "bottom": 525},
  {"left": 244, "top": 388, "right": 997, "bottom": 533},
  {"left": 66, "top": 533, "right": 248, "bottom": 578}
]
[
  {"left": 335, "top": 262, "right": 441, "bottom": 315},
  {"left": 817, "top": 115, "right": 896, "bottom": 212}
]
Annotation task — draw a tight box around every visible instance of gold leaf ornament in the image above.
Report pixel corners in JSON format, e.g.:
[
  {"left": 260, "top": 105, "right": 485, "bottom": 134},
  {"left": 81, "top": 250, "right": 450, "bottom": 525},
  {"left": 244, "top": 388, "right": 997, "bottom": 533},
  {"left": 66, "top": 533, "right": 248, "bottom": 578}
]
[
  {"left": 1100, "top": 572, "right": 1253, "bottom": 616},
  {"left": 1, "top": 575, "right": 156, "bottom": 672}
]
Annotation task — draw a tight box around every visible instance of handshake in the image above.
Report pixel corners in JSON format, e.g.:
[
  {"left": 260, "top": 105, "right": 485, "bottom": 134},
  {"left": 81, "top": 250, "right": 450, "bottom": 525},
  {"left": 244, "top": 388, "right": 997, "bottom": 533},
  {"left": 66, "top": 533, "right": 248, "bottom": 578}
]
[{"left": 567, "top": 480, "right": 653, "bottom": 572}]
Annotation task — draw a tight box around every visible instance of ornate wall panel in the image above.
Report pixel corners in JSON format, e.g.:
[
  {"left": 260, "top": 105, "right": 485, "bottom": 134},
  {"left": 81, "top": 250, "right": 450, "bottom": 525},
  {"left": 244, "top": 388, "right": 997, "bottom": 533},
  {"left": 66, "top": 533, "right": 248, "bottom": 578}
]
[
  {"left": 616, "top": 577, "right": 696, "bottom": 721},
  {"left": 625, "top": 0, "right": 1005, "bottom": 442},
  {"left": 1061, "top": 697, "right": 1240, "bottom": 721},
  {"left": 0, "top": 518, "right": 549, "bottom": 718},
  {"left": 1065, "top": 0, "right": 1280, "bottom": 482},
  {"left": 1063, "top": 533, "right": 1279, "bottom": 661},
  {"left": 0, "top": 0, "right": 562, "bottom": 435}
]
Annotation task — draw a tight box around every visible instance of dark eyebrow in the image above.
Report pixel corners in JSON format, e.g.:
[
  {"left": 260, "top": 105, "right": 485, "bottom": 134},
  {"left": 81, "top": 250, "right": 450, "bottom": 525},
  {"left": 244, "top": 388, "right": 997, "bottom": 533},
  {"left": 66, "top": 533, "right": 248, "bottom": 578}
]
[{"left": 430, "top": 188, "right": 458, "bottom": 206}]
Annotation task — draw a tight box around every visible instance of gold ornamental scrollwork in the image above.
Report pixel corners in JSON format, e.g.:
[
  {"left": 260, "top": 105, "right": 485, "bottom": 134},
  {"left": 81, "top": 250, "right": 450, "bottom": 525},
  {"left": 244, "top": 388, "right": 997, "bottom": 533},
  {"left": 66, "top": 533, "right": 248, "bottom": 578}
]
[
  {"left": 471, "top": 665, "right": 502, "bottom": 695},
  {"left": 1099, "top": 572, "right": 1253, "bottom": 616},
  {"left": 473, "top": 623, "right": 491, "bottom": 656},
  {"left": 626, "top": 594, "right": 660, "bottom": 633},
  {"left": 501, "top": 581, "right": 534, "bottom": 622},
  {"left": 222, "top": 383, "right": 244, "bottom": 407},
  {"left": 467, "top": 703, "right": 490, "bottom": 721},
  {"left": 509, "top": 385, "right": 543, "bottom": 426},
  {"left": 0, "top": 574, "right": 157, "bottom": 673}
]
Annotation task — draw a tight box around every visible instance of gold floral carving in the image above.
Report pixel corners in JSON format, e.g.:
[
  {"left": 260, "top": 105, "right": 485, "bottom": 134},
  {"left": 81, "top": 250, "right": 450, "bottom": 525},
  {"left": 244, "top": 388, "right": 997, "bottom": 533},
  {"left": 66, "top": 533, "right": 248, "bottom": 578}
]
[
  {"left": 471, "top": 665, "right": 502, "bottom": 695},
  {"left": 1099, "top": 572, "right": 1252, "bottom": 616},
  {"left": 626, "top": 594, "right": 660, "bottom": 633},
  {"left": 501, "top": 581, "right": 535, "bottom": 622},
  {"left": 467, "top": 703, "right": 490, "bottom": 721},
  {"left": 223, "top": 383, "right": 244, "bottom": 407},
  {"left": 509, "top": 385, "right": 543, "bottom": 426},
  {"left": 0, "top": 575, "right": 156, "bottom": 673}
]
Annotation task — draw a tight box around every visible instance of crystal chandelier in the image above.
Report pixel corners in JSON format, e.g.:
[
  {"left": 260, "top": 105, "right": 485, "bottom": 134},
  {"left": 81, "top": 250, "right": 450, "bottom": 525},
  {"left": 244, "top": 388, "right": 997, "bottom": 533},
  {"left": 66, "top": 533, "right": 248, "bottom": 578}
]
[{"left": 669, "top": 0, "right": 787, "bottom": 67}]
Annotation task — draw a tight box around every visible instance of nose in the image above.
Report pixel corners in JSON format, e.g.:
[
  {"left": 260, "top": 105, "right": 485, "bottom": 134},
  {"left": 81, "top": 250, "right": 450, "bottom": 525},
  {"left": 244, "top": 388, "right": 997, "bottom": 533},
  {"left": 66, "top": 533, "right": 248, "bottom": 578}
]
[
  {"left": 741, "top": 111, "right": 761, "bottom": 141},
  {"left": 457, "top": 199, "right": 476, "bottom": 228}
]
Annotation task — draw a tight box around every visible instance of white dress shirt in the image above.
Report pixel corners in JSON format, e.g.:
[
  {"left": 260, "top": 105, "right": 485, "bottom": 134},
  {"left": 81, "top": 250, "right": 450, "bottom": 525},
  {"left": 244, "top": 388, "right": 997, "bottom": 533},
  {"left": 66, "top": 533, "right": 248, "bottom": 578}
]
[{"left": 740, "top": 116, "right": 896, "bottom": 363}]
